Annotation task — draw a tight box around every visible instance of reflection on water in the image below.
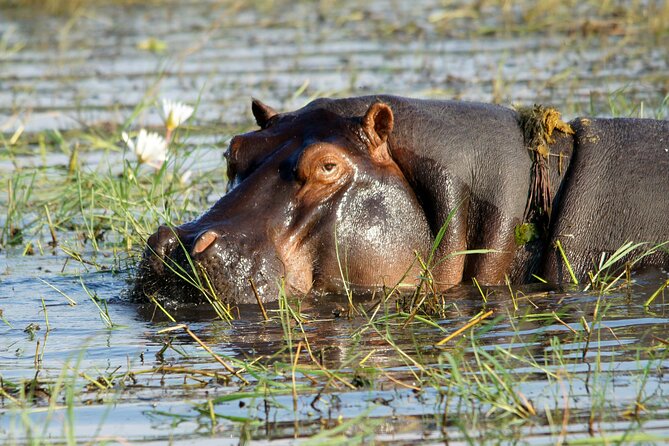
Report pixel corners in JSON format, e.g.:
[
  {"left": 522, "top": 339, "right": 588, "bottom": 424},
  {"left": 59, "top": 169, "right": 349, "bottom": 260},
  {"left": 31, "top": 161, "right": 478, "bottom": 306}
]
[{"left": 1, "top": 249, "right": 668, "bottom": 442}]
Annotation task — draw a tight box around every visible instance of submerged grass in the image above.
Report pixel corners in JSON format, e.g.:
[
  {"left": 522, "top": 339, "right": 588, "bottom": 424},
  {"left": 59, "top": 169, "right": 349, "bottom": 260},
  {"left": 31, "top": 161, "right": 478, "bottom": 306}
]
[{"left": 2, "top": 269, "right": 668, "bottom": 443}]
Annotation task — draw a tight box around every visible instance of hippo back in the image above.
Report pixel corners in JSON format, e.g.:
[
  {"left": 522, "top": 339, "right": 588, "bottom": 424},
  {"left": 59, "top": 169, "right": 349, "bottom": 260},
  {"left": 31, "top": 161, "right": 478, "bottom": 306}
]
[{"left": 544, "top": 117, "right": 669, "bottom": 280}]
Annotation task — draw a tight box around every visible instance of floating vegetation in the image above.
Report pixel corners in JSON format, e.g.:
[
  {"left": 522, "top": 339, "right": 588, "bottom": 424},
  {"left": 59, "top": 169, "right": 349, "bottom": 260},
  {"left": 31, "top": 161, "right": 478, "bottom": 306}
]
[{"left": 516, "top": 104, "right": 574, "bottom": 225}]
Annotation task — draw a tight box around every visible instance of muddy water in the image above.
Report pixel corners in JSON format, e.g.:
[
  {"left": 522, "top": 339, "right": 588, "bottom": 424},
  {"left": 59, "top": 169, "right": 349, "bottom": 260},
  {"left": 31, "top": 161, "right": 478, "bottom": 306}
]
[{"left": 1, "top": 0, "right": 669, "bottom": 444}]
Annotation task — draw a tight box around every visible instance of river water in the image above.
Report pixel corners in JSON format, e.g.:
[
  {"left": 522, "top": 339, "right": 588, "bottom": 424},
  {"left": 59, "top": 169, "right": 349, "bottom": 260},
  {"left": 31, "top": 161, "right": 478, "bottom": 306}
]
[{"left": 1, "top": 0, "right": 668, "bottom": 444}]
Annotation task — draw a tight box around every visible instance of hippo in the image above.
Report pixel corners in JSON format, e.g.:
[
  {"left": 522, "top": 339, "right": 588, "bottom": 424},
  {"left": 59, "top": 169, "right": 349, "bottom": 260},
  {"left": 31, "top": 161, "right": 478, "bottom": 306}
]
[{"left": 134, "top": 95, "right": 669, "bottom": 305}]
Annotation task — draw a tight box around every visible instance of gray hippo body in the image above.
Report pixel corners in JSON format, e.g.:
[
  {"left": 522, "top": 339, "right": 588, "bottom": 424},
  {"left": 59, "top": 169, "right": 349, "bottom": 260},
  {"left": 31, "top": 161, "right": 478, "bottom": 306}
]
[
  {"left": 135, "top": 96, "right": 669, "bottom": 304},
  {"left": 543, "top": 117, "right": 669, "bottom": 281}
]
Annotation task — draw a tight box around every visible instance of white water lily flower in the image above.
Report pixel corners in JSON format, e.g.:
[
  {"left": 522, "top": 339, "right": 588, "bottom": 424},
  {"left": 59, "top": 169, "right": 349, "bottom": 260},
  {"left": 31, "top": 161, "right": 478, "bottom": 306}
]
[
  {"left": 162, "top": 98, "right": 194, "bottom": 131},
  {"left": 179, "top": 169, "right": 193, "bottom": 186},
  {"left": 122, "top": 129, "right": 167, "bottom": 169}
]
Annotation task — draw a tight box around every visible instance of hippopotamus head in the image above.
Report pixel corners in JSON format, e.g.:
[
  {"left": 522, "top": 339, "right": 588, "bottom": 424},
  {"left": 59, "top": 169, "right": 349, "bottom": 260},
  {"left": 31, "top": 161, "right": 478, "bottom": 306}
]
[{"left": 136, "top": 98, "right": 432, "bottom": 304}]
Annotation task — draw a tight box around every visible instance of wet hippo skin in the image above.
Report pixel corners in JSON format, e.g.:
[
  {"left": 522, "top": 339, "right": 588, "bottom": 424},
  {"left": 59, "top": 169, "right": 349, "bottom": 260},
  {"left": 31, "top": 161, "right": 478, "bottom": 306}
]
[{"left": 135, "top": 96, "right": 669, "bottom": 304}]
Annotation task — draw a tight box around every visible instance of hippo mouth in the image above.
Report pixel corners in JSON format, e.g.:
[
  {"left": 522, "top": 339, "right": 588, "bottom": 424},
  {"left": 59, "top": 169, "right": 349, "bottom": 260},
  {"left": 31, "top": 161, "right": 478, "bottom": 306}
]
[{"left": 132, "top": 225, "right": 286, "bottom": 307}]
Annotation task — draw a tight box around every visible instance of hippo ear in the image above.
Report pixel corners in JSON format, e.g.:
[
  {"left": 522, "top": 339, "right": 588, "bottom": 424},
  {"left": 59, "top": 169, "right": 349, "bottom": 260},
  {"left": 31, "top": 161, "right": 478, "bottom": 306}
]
[
  {"left": 251, "top": 98, "right": 278, "bottom": 128},
  {"left": 362, "top": 102, "right": 394, "bottom": 161}
]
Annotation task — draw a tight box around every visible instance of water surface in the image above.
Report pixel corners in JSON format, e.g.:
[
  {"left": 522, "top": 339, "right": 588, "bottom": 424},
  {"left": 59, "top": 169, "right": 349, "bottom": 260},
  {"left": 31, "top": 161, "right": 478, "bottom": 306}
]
[{"left": 1, "top": 0, "right": 668, "bottom": 444}]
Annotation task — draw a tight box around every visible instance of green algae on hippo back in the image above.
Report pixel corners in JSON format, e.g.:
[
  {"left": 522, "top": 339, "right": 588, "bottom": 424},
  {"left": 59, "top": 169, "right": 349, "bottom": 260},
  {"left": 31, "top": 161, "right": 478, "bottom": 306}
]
[{"left": 135, "top": 96, "right": 669, "bottom": 306}]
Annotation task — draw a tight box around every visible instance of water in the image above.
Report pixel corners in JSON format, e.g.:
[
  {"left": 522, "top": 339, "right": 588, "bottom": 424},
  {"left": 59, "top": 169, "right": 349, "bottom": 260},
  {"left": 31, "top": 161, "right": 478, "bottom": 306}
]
[
  {"left": 1, "top": 0, "right": 669, "bottom": 444},
  {"left": 2, "top": 1, "right": 668, "bottom": 133},
  {"left": 2, "top": 250, "right": 668, "bottom": 443}
]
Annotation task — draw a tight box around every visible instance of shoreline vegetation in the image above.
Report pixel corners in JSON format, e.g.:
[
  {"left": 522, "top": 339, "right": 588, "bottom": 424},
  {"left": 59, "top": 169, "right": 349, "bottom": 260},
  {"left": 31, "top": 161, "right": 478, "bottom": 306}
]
[{"left": 1, "top": 0, "right": 668, "bottom": 39}]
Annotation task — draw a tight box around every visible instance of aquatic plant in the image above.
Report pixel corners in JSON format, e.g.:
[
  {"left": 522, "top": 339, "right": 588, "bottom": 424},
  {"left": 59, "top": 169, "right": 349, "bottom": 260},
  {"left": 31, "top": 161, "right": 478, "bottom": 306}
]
[
  {"left": 121, "top": 129, "right": 167, "bottom": 170},
  {"left": 162, "top": 99, "right": 194, "bottom": 133}
]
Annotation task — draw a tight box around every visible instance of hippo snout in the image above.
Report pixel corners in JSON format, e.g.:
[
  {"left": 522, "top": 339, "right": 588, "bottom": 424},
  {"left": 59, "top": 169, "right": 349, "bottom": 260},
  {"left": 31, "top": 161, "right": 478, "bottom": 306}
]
[
  {"left": 144, "top": 225, "right": 182, "bottom": 274},
  {"left": 146, "top": 226, "right": 217, "bottom": 265},
  {"left": 135, "top": 225, "right": 285, "bottom": 305}
]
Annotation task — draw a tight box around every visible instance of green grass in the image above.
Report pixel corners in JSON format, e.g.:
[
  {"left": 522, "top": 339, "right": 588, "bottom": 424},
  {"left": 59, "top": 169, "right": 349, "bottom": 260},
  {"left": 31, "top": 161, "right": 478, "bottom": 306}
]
[{"left": 0, "top": 100, "right": 241, "bottom": 267}]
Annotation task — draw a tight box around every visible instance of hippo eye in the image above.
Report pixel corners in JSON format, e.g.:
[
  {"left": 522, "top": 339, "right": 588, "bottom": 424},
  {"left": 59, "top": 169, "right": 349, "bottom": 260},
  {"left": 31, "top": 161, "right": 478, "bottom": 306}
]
[{"left": 322, "top": 162, "right": 337, "bottom": 173}]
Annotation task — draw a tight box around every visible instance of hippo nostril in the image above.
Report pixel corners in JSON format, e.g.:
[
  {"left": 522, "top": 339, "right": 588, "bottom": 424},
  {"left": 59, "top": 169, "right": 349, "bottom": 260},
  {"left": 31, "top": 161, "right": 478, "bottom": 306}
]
[{"left": 192, "top": 230, "right": 218, "bottom": 255}]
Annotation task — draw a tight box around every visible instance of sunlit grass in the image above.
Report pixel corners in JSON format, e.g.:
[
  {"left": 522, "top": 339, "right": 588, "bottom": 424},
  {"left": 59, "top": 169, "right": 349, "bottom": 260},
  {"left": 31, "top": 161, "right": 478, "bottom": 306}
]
[
  {"left": 2, "top": 0, "right": 161, "bottom": 16},
  {"left": 0, "top": 99, "right": 229, "bottom": 266},
  {"left": 429, "top": 0, "right": 669, "bottom": 38}
]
